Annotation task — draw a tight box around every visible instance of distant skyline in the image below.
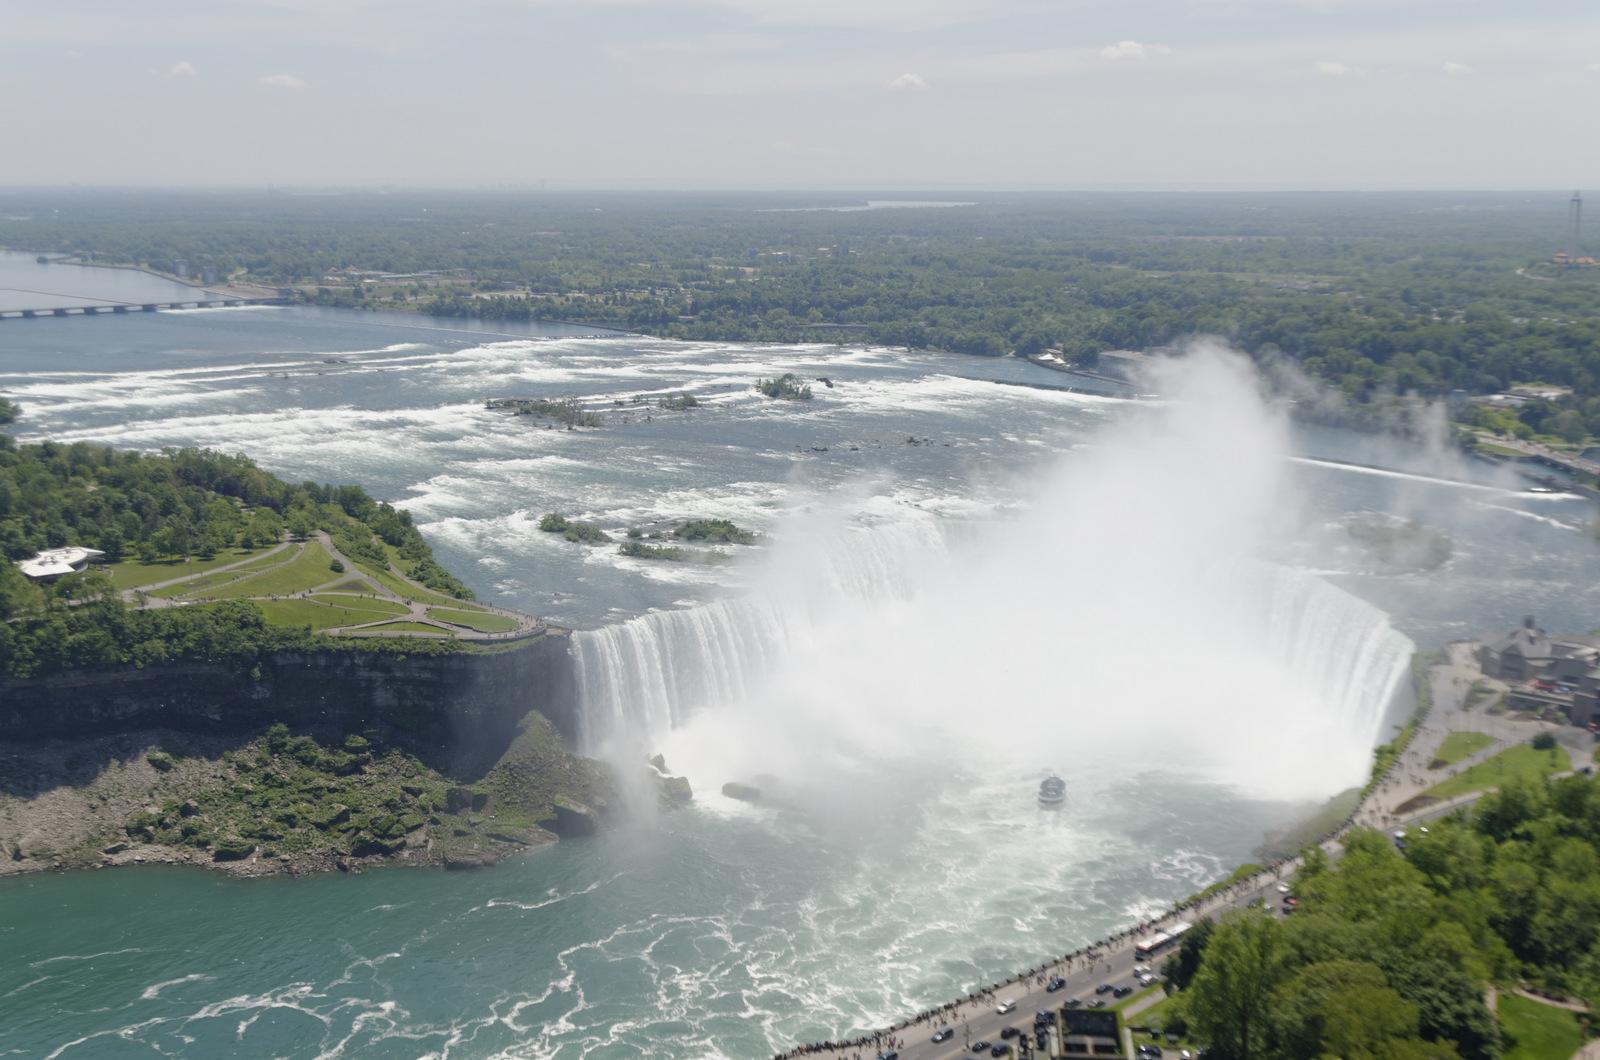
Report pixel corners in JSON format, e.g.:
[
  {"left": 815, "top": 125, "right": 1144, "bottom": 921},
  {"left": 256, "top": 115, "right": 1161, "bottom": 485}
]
[{"left": 2, "top": 0, "right": 1596, "bottom": 190}]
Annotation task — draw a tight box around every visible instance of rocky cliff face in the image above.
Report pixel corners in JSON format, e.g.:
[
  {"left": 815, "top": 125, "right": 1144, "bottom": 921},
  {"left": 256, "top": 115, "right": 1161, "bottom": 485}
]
[{"left": 0, "top": 634, "right": 579, "bottom": 779}]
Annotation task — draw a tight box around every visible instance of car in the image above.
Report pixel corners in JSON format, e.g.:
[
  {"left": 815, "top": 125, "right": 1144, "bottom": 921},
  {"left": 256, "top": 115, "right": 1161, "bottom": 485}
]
[
  {"left": 1113, "top": 985, "right": 1134, "bottom": 998},
  {"left": 1283, "top": 897, "right": 1300, "bottom": 907},
  {"left": 1046, "top": 977, "right": 1067, "bottom": 992},
  {"left": 996, "top": 999, "right": 1017, "bottom": 1015},
  {"left": 932, "top": 1028, "right": 954, "bottom": 1043},
  {"left": 1060, "top": 998, "right": 1083, "bottom": 1009},
  {"left": 1094, "top": 983, "right": 1113, "bottom": 994},
  {"left": 1275, "top": 882, "right": 1291, "bottom": 893},
  {"left": 1088, "top": 999, "right": 1107, "bottom": 1009},
  {"left": 1136, "top": 1047, "right": 1164, "bottom": 1059},
  {"left": 1000, "top": 1027, "right": 1019, "bottom": 1040},
  {"left": 991, "top": 1045, "right": 1009, "bottom": 1057},
  {"left": 876, "top": 1052, "right": 897, "bottom": 1060},
  {"left": 972, "top": 1042, "right": 991, "bottom": 1051}
]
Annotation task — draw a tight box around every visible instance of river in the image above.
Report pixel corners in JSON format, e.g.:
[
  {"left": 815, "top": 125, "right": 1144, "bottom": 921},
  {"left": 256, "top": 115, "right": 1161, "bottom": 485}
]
[{"left": 0, "top": 292, "right": 1595, "bottom": 1059}]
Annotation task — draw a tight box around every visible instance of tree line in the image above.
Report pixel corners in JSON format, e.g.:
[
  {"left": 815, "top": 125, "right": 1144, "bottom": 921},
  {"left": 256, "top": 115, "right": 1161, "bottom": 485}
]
[{"left": 1165, "top": 767, "right": 1600, "bottom": 1059}]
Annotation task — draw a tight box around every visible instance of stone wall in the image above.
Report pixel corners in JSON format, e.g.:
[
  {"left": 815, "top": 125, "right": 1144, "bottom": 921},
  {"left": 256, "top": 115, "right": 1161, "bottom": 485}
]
[{"left": 0, "top": 633, "right": 579, "bottom": 779}]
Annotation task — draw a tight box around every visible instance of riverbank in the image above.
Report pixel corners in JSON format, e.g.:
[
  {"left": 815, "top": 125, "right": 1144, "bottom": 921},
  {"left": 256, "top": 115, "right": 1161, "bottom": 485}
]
[{"left": 0, "top": 708, "right": 627, "bottom": 879}]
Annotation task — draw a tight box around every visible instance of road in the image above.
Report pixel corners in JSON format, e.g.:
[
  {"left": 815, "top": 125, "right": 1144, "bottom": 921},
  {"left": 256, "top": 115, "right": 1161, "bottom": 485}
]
[{"left": 803, "top": 863, "right": 1299, "bottom": 1060}]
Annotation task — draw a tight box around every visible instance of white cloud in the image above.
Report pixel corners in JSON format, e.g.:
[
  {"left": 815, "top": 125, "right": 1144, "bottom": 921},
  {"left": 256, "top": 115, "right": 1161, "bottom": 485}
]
[
  {"left": 887, "top": 72, "right": 929, "bottom": 90},
  {"left": 64, "top": 49, "right": 81, "bottom": 59},
  {"left": 168, "top": 60, "right": 197, "bottom": 76},
  {"left": 1441, "top": 61, "right": 1472, "bottom": 74},
  {"left": 1588, "top": 62, "right": 1600, "bottom": 72},
  {"left": 1101, "top": 40, "right": 1171, "bottom": 60},
  {"left": 259, "top": 73, "right": 308, "bottom": 88},
  {"left": 1315, "top": 61, "right": 1352, "bottom": 76}
]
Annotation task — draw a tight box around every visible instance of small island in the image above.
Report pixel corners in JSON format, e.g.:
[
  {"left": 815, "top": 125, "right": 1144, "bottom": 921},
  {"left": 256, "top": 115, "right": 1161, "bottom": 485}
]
[{"left": 0, "top": 440, "right": 683, "bottom": 878}]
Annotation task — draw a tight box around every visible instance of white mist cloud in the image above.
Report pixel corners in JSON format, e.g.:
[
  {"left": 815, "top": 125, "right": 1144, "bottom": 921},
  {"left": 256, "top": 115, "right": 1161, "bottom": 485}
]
[
  {"left": 1100, "top": 40, "right": 1170, "bottom": 60},
  {"left": 637, "top": 344, "right": 1408, "bottom": 805},
  {"left": 259, "top": 73, "right": 308, "bottom": 88},
  {"left": 1441, "top": 61, "right": 1472, "bottom": 74},
  {"left": 168, "top": 60, "right": 197, "bottom": 76},
  {"left": 1315, "top": 60, "right": 1355, "bottom": 76},
  {"left": 886, "top": 72, "right": 928, "bottom": 89}
]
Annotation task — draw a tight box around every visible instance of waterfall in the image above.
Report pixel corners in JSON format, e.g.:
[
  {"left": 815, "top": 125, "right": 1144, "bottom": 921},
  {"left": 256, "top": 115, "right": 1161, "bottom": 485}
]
[
  {"left": 572, "top": 524, "right": 1414, "bottom": 799},
  {"left": 571, "top": 349, "right": 1419, "bottom": 801}
]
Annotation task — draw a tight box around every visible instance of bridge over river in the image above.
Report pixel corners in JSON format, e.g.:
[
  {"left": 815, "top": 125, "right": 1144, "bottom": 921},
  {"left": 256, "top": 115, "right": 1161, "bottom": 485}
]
[{"left": 0, "top": 284, "right": 285, "bottom": 319}]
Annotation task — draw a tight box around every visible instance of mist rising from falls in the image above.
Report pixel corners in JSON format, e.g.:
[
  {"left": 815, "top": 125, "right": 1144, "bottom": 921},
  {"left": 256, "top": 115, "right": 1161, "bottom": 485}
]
[{"left": 573, "top": 347, "right": 1413, "bottom": 803}]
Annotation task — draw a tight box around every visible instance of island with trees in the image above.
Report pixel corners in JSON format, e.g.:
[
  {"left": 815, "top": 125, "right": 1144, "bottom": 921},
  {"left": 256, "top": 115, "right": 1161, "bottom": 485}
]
[{"left": 0, "top": 437, "right": 686, "bottom": 878}]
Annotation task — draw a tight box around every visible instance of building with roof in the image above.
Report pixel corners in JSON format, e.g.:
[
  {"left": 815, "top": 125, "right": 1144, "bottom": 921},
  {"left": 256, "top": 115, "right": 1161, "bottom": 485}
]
[
  {"left": 1478, "top": 615, "right": 1600, "bottom": 725},
  {"left": 1480, "top": 615, "right": 1559, "bottom": 681},
  {"left": 15, "top": 547, "right": 106, "bottom": 581}
]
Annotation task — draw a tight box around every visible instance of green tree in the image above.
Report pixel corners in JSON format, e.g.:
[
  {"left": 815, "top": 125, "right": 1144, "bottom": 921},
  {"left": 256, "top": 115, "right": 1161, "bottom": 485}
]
[
  {"left": 1165, "top": 916, "right": 1215, "bottom": 992},
  {"left": 1185, "top": 912, "right": 1283, "bottom": 1060}
]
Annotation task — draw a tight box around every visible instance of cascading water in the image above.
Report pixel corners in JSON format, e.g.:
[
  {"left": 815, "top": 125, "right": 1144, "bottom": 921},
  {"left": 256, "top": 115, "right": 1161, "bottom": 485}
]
[{"left": 575, "top": 347, "right": 1415, "bottom": 804}]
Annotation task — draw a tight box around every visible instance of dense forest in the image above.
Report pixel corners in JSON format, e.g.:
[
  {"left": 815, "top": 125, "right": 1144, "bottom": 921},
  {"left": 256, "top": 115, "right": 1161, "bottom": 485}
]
[
  {"left": 0, "top": 439, "right": 472, "bottom": 677},
  {"left": 5, "top": 190, "right": 1600, "bottom": 434},
  {"left": 1165, "top": 770, "right": 1600, "bottom": 1059}
]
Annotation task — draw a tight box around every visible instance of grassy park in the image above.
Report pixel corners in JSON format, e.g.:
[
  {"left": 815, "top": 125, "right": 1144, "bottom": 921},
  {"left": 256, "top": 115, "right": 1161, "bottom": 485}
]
[
  {"left": 1498, "top": 993, "right": 1587, "bottom": 1060},
  {"left": 428, "top": 608, "right": 518, "bottom": 633},
  {"left": 1431, "top": 731, "right": 1496, "bottom": 767},
  {"left": 106, "top": 543, "right": 283, "bottom": 591},
  {"left": 1423, "top": 743, "right": 1570, "bottom": 802}
]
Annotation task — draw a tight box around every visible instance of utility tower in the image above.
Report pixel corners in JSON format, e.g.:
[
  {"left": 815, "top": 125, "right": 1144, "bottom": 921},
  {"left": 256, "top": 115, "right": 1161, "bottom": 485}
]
[{"left": 1569, "top": 190, "right": 1583, "bottom": 261}]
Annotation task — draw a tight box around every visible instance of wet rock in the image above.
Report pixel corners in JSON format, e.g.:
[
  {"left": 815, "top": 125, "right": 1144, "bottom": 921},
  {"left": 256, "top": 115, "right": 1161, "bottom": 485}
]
[
  {"left": 721, "top": 781, "right": 761, "bottom": 802},
  {"left": 548, "top": 798, "right": 600, "bottom": 837},
  {"left": 446, "top": 786, "right": 473, "bottom": 813},
  {"left": 180, "top": 800, "right": 200, "bottom": 818},
  {"left": 102, "top": 841, "right": 127, "bottom": 855},
  {"left": 660, "top": 775, "right": 693, "bottom": 807},
  {"left": 444, "top": 849, "right": 488, "bottom": 870},
  {"left": 648, "top": 753, "right": 667, "bottom": 773}
]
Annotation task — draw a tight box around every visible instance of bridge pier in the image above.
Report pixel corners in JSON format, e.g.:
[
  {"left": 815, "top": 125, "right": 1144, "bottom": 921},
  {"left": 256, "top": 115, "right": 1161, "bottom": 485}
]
[
  {"left": 112, "top": 305, "right": 129, "bottom": 313},
  {"left": 141, "top": 304, "right": 157, "bottom": 312},
  {"left": 21, "top": 310, "right": 37, "bottom": 318},
  {"left": 52, "top": 308, "right": 69, "bottom": 317}
]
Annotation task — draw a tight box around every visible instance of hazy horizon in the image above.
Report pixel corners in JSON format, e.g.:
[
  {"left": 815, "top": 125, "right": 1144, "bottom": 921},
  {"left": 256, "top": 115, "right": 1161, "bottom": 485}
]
[{"left": 2, "top": 0, "right": 1595, "bottom": 190}]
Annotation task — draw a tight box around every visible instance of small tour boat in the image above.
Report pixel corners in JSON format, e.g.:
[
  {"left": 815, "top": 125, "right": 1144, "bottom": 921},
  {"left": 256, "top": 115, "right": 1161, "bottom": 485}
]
[{"left": 1038, "top": 775, "right": 1067, "bottom": 807}]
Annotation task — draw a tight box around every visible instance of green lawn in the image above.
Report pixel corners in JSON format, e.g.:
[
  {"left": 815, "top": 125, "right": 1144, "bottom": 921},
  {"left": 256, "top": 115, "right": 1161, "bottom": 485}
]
[
  {"left": 253, "top": 598, "right": 408, "bottom": 630},
  {"left": 1475, "top": 440, "right": 1530, "bottom": 457},
  {"left": 310, "top": 593, "right": 409, "bottom": 615},
  {"left": 1424, "top": 743, "right": 1570, "bottom": 802},
  {"left": 349, "top": 560, "right": 481, "bottom": 610},
  {"left": 360, "top": 621, "right": 451, "bottom": 634},
  {"left": 1499, "top": 993, "right": 1586, "bottom": 1060},
  {"left": 1124, "top": 992, "right": 1195, "bottom": 1052},
  {"left": 212, "top": 543, "right": 337, "bottom": 599},
  {"left": 427, "top": 608, "right": 518, "bottom": 632},
  {"left": 1432, "top": 731, "right": 1496, "bottom": 767},
  {"left": 107, "top": 544, "right": 281, "bottom": 591}
]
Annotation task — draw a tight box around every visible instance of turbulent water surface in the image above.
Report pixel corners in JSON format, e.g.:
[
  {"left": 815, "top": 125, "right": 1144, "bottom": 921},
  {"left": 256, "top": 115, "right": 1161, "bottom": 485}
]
[{"left": 2, "top": 303, "right": 1597, "bottom": 1059}]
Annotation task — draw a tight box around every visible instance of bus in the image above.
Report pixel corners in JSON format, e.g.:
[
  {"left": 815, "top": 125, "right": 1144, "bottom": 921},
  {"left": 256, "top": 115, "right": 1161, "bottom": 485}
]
[{"left": 1134, "top": 920, "right": 1192, "bottom": 961}]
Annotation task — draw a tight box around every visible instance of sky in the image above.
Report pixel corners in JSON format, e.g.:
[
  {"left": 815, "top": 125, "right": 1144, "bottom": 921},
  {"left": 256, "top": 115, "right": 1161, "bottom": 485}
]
[{"left": 1, "top": 0, "right": 1597, "bottom": 190}]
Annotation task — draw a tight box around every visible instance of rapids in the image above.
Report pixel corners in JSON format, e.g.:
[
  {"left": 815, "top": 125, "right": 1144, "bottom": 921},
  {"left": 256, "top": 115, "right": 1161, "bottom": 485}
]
[{"left": 1, "top": 302, "right": 1596, "bottom": 1059}]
